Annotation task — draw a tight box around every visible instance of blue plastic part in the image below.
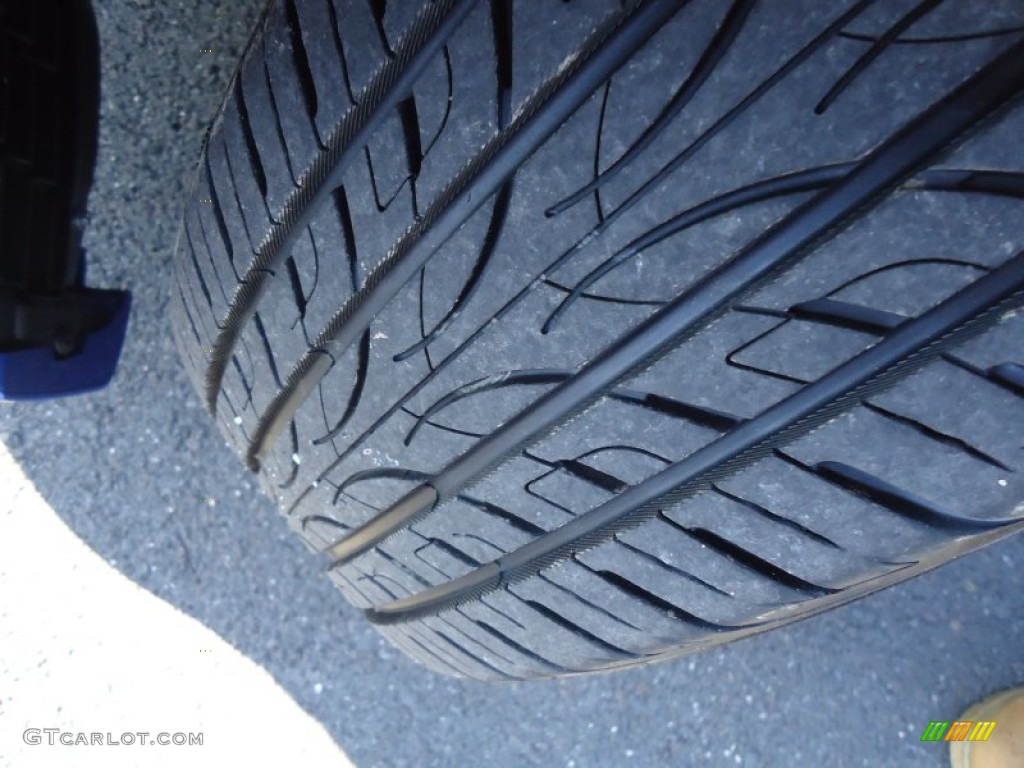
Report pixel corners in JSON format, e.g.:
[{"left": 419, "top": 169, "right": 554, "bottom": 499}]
[{"left": 0, "top": 291, "right": 131, "bottom": 400}]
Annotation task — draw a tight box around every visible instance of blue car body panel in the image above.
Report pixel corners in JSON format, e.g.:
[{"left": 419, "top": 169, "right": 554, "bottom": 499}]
[{"left": 0, "top": 290, "right": 131, "bottom": 400}]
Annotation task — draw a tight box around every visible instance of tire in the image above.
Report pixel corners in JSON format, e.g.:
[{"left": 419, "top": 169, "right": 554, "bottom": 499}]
[{"left": 171, "top": 0, "right": 1024, "bottom": 680}]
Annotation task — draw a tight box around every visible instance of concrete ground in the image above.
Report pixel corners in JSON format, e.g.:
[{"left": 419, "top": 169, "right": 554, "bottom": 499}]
[
  {"left": 0, "top": 1, "right": 1021, "bottom": 766},
  {"left": 0, "top": 441, "right": 351, "bottom": 768}
]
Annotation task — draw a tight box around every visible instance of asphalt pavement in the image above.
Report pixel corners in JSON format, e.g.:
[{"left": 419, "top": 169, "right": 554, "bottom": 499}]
[
  {"left": 0, "top": 1, "right": 1021, "bottom": 766},
  {"left": 0, "top": 440, "right": 350, "bottom": 767}
]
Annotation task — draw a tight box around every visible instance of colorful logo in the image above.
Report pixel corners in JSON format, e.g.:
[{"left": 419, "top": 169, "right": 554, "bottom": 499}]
[{"left": 920, "top": 721, "right": 996, "bottom": 742}]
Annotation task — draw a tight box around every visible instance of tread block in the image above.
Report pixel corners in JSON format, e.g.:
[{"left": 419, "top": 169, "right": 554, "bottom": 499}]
[
  {"left": 293, "top": 0, "right": 357, "bottom": 139},
  {"left": 867, "top": 359, "right": 1024, "bottom": 472},
  {"left": 264, "top": 0, "right": 322, "bottom": 170},
  {"left": 363, "top": 115, "right": 416, "bottom": 214},
  {"left": 330, "top": 0, "right": 390, "bottom": 95},
  {"left": 201, "top": 138, "right": 255, "bottom": 279},
  {"left": 239, "top": 39, "right": 299, "bottom": 213},
  {"left": 220, "top": 94, "right": 278, "bottom": 251},
  {"left": 785, "top": 404, "right": 1016, "bottom": 521}
]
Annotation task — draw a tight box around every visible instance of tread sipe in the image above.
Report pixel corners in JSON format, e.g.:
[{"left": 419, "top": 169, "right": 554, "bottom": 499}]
[{"left": 172, "top": 0, "right": 1024, "bottom": 680}]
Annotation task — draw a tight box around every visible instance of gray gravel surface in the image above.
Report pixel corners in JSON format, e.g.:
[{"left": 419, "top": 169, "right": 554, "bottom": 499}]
[{"left": 1, "top": 1, "right": 1021, "bottom": 766}]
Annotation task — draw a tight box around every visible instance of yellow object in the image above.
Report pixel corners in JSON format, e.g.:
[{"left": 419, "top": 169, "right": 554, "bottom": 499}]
[{"left": 950, "top": 688, "right": 1024, "bottom": 768}]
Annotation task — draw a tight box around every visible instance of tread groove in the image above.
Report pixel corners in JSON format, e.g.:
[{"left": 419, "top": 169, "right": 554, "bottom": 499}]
[
  {"left": 989, "top": 362, "right": 1024, "bottom": 395},
  {"left": 285, "top": 256, "right": 307, "bottom": 320},
  {"left": 677, "top": 526, "right": 836, "bottom": 596},
  {"left": 788, "top": 297, "right": 905, "bottom": 334},
  {"left": 861, "top": 400, "right": 1012, "bottom": 471},
  {"left": 593, "top": 571, "right": 737, "bottom": 631},
  {"left": 710, "top": 485, "right": 842, "bottom": 549},
  {"left": 612, "top": 536, "right": 734, "bottom": 597},
  {"left": 203, "top": 155, "right": 240, "bottom": 274},
  {"left": 523, "top": 599, "right": 633, "bottom": 658},
  {"left": 814, "top": 460, "right": 1013, "bottom": 529},
  {"left": 236, "top": 79, "right": 270, "bottom": 200},
  {"left": 473, "top": 619, "right": 566, "bottom": 673}
]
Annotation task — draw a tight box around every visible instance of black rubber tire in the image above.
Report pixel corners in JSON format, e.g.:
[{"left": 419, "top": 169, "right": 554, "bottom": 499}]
[{"left": 171, "top": 0, "right": 1024, "bottom": 680}]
